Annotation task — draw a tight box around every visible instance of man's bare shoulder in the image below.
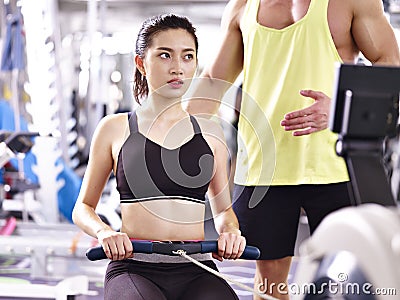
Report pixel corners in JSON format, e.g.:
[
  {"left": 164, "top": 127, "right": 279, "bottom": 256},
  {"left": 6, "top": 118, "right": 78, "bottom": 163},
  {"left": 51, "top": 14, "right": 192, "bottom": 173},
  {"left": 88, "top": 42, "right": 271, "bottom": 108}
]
[
  {"left": 326, "top": 0, "right": 358, "bottom": 62},
  {"left": 328, "top": 0, "right": 384, "bottom": 17},
  {"left": 223, "top": 0, "right": 247, "bottom": 29},
  {"left": 327, "top": 0, "right": 353, "bottom": 17},
  {"left": 230, "top": 0, "right": 247, "bottom": 12},
  {"left": 328, "top": 0, "right": 398, "bottom": 66}
]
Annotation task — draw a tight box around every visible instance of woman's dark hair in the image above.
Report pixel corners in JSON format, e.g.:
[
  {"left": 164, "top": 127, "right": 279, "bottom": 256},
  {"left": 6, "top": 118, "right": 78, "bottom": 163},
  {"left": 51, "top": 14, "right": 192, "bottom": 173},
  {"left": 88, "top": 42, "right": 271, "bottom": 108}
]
[{"left": 133, "top": 14, "right": 199, "bottom": 104}]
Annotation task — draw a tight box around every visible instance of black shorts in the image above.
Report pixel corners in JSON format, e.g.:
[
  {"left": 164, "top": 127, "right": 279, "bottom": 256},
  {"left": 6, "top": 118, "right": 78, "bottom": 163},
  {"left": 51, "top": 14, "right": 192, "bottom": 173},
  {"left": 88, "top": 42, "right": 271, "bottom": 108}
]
[
  {"left": 232, "top": 183, "right": 352, "bottom": 260},
  {"left": 104, "top": 259, "right": 239, "bottom": 300}
]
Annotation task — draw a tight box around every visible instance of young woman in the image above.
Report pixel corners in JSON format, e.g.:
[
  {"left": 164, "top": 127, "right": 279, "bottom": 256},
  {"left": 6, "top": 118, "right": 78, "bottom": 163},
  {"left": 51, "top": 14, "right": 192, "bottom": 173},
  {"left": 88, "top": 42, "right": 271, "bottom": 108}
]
[{"left": 72, "top": 14, "right": 245, "bottom": 300}]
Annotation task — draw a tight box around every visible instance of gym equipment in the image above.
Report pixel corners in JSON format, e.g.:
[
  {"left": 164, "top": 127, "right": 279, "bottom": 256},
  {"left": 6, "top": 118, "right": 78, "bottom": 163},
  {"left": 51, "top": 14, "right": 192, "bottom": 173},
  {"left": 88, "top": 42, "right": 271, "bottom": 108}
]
[
  {"left": 0, "top": 131, "right": 39, "bottom": 167},
  {"left": 293, "top": 203, "right": 400, "bottom": 300},
  {"left": 0, "top": 131, "right": 40, "bottom": 223},
  {"left": 329, "top": 63, "right": 400, "bottom": 206},
  {"left": 86, "top": 240, "right": 275, "bottom": 299},
  {"left": 0, "top": 128, "right": 84, "bottom": 226},
  {"left": 0, "top": 131, "right": 103, "bottom": 298},
  {"left": 86, "top": 240, "right": 261, "bottom": 261},
  {"left": 0, "top": 275, "right": 91, "bottom": 300},
  {"left": 291, "top": 64, "right": 400, "bottom": 300},
  {"left": 0, "top": 222, "right": 104, "bottom": 298},
  {"left": 0, "top": 131, "right": 43, "bottom": 223}
]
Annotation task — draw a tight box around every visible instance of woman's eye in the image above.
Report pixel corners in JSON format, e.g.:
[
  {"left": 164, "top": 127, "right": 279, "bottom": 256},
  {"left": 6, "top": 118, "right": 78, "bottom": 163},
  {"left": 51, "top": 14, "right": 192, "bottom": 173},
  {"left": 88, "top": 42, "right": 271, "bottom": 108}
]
[
  {"left": 184, "top": 54, "right": 194, "bottom": 60},
  {"left": 160, "top": 53, "right": 170, "bottom": 59}
]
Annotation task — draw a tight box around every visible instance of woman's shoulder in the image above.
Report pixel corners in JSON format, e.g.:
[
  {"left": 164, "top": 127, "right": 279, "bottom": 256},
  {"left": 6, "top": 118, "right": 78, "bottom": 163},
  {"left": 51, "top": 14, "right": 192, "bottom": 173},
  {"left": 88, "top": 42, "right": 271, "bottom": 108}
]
[
  {"left": 93, "top": 112, "right": 130, "bottom": 137},
  {"left": 99, "top": 112, "right": 129, "bottom": 127},
  {"left": 90, "top": 112, "right": 131, "bottom": 154},
  {"left": 192, "top": 115, "right": 224, "bottom": 135},
  {"left": 191, "top": 115, "right": 226, "bottom": 151}
]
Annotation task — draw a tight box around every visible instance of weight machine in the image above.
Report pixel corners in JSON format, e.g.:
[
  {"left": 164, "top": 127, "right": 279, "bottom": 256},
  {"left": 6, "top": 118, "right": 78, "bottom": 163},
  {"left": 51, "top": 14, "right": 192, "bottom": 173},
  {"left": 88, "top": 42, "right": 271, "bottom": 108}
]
[
  {"left": 0, "top": 131, "right": 101, "bottom": 299},
  {"left": 293, "top": 64, "right": 400, "bottom": 300}
]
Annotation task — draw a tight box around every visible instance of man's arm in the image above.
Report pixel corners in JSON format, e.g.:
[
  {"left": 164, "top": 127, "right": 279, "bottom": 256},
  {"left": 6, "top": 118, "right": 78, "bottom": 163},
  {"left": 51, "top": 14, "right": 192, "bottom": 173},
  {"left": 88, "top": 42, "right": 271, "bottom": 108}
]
[
  {"left": 186, "top": 0, "right": 245, "bottom": 117},
  {"left": 351, "top": 0, "right": 400, "bottom": 65}
]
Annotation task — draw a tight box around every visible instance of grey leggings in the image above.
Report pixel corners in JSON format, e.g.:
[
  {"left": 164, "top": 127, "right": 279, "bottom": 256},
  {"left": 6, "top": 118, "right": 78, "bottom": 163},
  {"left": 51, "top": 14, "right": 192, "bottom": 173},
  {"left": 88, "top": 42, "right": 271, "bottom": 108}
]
[{"left": 104, "top": 259, "right": 239, "bottom": 300}]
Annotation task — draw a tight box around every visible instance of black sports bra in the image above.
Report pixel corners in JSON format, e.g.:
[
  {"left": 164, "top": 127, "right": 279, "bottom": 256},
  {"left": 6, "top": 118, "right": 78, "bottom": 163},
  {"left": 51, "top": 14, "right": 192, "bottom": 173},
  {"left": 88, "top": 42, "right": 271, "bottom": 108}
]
[{"left": 116, "top": 112, "right": 214, "bottom": 204}]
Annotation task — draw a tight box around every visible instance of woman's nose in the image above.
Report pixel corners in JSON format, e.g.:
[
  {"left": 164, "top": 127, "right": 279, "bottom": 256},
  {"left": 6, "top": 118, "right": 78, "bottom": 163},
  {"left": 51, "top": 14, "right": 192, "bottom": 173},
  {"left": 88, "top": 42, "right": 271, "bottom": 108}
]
[{"left": 170, "top": 57, "right": 183, "bottom": 75}]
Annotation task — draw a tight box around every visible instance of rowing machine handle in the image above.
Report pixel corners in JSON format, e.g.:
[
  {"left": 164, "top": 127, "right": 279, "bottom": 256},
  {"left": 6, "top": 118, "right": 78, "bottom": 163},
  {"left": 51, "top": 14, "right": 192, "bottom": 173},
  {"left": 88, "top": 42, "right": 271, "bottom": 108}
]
[
  {"left": 86, "top": 240, "right": 153, "bottom": 261},
  {"left": 200, "top": 241, "right": 260, "bottom": 260},
  {"left": 86, "top": 240, "right": 260, "bottom": 261}
]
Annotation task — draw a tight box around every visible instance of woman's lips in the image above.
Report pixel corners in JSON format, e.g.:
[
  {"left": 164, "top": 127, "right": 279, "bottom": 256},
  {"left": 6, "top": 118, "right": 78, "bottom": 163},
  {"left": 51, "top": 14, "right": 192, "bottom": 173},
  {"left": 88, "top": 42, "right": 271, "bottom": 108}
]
[{"left": 167, "top": 78, "right": 184, "bottom": 88}]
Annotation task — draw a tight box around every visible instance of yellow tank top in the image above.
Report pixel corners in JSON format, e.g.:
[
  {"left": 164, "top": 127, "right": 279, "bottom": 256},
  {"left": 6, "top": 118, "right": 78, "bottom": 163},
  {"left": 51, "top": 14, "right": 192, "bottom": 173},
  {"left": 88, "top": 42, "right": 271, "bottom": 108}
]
[{"left": 235, "top": 0, "right": 349, "bottom": 186}]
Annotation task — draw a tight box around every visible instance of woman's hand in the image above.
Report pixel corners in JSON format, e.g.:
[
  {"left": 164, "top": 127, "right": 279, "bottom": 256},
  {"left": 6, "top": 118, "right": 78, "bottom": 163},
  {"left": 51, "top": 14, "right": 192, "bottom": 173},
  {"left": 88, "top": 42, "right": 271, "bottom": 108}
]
[
  {"left": 213, "top": 230, "right": 246, "bottom": 261},
  {"left": 96, "top": 228, "right": 134, "bottom": 260}
]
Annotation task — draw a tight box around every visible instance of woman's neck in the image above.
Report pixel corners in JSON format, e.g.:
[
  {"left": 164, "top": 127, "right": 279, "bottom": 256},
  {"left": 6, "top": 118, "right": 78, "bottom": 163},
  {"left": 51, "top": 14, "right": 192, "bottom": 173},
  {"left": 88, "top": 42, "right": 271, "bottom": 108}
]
[
  {"left": 136, "top": 96, "right": 192, "bottom": 147},
  {"left": 139, "top": 96, "right": 188, "bottom": 121}
]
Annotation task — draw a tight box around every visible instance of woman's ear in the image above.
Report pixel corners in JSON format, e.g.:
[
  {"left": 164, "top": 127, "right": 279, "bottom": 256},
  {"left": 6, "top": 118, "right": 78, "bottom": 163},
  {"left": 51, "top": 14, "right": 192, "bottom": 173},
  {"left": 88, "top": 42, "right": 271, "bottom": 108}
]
[{"left": 135, "top": 55, "right": 146, "bottom": 75}]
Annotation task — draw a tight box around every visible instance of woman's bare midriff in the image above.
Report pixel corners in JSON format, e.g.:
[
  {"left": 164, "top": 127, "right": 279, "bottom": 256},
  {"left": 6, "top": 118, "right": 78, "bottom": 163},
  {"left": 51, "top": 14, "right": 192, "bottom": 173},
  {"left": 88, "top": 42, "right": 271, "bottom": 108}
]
[{"left": 120, "top": 199, "right": 206, "bottom": 241}]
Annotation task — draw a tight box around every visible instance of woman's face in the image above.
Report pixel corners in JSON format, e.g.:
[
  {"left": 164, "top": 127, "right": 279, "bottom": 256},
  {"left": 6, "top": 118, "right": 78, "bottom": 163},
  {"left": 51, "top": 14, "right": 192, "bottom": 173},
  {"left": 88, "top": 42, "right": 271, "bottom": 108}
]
[{"left": 138, "top": 28, "right": 197, "bottom": 100}]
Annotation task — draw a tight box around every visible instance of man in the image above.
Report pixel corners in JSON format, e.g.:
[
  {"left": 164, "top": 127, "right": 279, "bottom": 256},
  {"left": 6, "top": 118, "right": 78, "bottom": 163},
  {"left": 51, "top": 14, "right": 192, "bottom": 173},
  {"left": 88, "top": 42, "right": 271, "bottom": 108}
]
[{"left": 187, "top": 0, "right": 400, "bottom": 299}]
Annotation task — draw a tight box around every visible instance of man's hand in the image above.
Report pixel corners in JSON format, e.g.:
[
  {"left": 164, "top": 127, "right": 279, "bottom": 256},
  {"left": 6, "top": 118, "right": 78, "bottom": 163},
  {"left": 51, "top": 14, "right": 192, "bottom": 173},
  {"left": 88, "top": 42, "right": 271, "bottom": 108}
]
[{"left": 280, "top": 90, "right": 331, "bottom": 136}]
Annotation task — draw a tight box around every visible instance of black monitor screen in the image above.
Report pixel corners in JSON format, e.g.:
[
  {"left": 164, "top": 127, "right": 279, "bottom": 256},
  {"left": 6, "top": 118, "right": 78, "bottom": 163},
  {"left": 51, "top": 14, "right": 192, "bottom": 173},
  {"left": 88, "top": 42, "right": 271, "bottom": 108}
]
[{"left": 329, "top": 63, "right": 400, "bottom": 139}]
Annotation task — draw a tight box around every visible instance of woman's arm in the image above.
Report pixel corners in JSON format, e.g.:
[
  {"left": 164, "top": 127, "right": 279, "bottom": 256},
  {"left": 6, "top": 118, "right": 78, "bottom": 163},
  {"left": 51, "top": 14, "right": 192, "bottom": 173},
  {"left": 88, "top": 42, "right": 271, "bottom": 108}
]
[
  {"left": 200, "top": 118, "right": 246, "bottom": 260},
  {"left": 72, "top": 114, "right": 133, "bottom": 260}
]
